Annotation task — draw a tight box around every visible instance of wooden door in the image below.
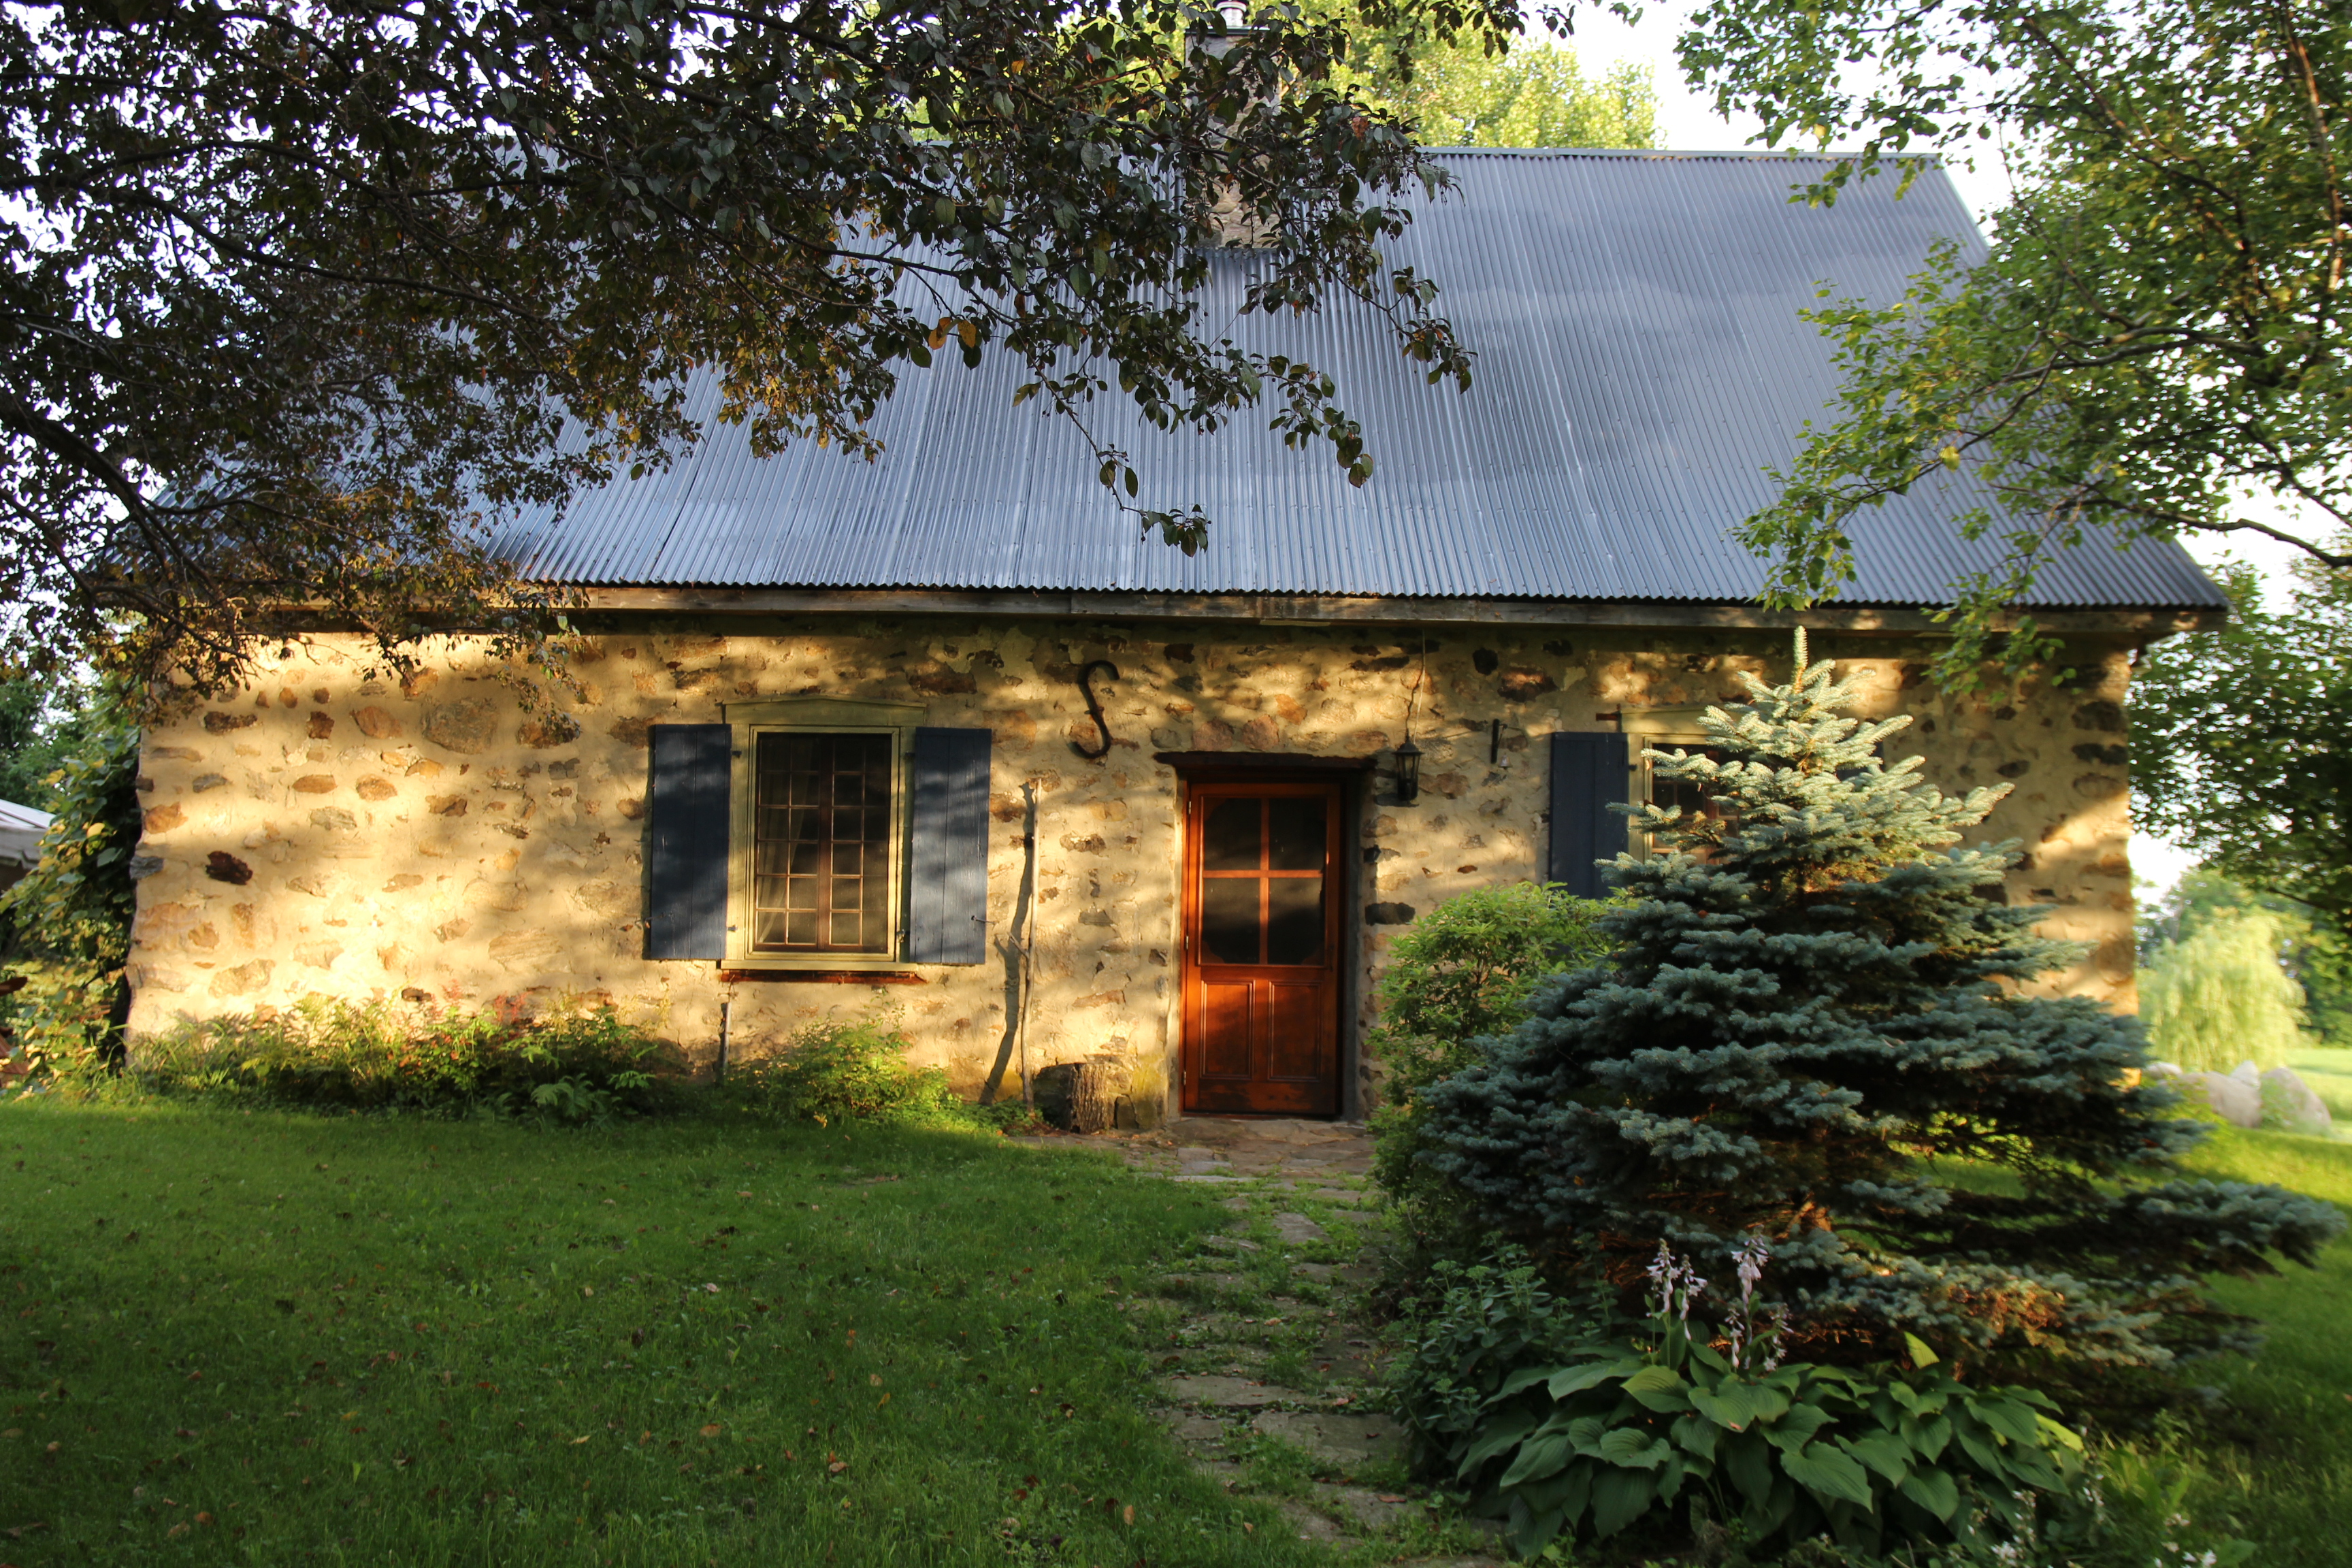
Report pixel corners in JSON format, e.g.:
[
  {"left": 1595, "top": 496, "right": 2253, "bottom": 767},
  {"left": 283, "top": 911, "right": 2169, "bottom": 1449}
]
[{"left": 1181, "top": 779, "right": 1343, "bottom": 1115}]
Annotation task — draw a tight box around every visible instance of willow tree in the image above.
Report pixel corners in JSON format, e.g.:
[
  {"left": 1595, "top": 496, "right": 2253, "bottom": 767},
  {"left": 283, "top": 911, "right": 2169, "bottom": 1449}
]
[{"left": 2142, "top": 904, "right": 2311, "bottom": 1073}]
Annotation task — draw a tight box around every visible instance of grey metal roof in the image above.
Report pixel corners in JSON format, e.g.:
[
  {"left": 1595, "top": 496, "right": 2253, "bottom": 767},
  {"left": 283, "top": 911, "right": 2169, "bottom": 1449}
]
[{"left": 493, "top": 149, "right": 2225, "bottom": 611}]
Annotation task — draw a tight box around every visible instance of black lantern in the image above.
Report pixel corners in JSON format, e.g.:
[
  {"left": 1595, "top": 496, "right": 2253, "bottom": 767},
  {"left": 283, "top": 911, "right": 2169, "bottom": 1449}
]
[{"left": 1393, "top": 736, "right": 1422, "bottom": 804}]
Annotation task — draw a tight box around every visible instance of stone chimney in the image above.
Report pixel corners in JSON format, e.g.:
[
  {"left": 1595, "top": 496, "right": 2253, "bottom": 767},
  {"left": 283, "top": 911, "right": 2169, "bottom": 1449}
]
[{"left": 1192, "top": 4, "right": 1281, "bottom": 248}]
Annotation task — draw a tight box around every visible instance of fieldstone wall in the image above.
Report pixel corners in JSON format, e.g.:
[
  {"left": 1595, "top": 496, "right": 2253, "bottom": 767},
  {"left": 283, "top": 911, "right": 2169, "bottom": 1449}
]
[{"left": 125, "top": 619, "right": 2143, "bottom": 1114}]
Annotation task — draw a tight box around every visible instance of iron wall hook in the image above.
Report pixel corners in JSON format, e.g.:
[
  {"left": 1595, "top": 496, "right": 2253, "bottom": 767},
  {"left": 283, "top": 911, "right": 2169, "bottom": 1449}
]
[{"left": 1071, "top": 659, "right": 1121, "bottom": 760}]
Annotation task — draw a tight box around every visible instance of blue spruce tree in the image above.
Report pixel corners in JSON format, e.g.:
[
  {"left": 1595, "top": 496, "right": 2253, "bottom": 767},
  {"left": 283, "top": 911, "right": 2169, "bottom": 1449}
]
[{"left": 1418, "top": 634, "right": 2342, "bottom": 1370}]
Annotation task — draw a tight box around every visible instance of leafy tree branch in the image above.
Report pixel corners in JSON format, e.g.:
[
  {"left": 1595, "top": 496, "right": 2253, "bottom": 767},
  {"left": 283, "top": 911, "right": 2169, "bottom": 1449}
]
[
  {"left": 1665, "top": 0, "right": 2350, "bottom": 683},
  {"left": 4, "top": 0, "right": 1512, "bottom": 692}
]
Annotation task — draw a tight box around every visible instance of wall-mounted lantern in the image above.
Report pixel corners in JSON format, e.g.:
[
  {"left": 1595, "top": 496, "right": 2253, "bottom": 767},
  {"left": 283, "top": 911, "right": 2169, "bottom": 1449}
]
[{"left": 1393, "top": 736, "right": 1422, "bottom": 805}]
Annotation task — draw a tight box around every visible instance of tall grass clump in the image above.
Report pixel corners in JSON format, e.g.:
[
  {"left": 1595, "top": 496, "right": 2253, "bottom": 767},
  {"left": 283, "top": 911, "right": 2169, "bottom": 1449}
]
[
  {"left": 130, "top": 998, "right": 674, "bottom": 1123},
  {"left": 728, "top": 1009, "right": 1004, "bottom": 1128},
  {"left": 2142, "top": 902, "right": 2311, "bottom": 1072}
]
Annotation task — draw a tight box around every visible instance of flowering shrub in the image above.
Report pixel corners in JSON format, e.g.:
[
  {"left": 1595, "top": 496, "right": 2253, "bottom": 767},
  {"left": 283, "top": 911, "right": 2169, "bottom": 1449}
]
[
  {"left": 1395, "top": 1242, "right": 2093, "bottom": 1561},
  {"left": 129, "top": 999, "right": 674, "bottom": 1123}
]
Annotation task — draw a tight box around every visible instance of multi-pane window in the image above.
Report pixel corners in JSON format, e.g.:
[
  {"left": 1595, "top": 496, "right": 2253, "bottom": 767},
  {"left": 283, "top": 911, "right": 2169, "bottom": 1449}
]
[
  {"left": 749, "top": 731, "right": 894, "bottom": 954},
  {"left": 1197, "top": 794, "right": 1329, "bottom": 967},
  {"left": 1646, "top": 744, "right": 1737, "bottom": 849}
]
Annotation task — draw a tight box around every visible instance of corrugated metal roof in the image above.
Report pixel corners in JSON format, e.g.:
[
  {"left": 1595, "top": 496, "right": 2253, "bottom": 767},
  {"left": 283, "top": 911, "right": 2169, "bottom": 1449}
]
[{"left": 493, "top": 149, "right": 2225, "bottom": 611}]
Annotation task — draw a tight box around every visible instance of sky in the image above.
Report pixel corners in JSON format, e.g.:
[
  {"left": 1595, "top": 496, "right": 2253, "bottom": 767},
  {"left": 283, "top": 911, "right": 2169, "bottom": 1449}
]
[{"left": 1548, "top": 5, "right": 2321, "bottom": 910}]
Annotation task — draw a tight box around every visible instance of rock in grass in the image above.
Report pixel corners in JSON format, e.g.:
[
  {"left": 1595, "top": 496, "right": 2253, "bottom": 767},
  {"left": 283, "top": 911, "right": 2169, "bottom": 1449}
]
[
  {"left": 2201, "top": 1071, "right": 2264, "bottom": 1127},
  {"left": 2154, "top": 1064, "right": 2263, "bottom": 1128},
  {"left": 2261, "top": 1067, "right": 2333, "bottom": 1136}
]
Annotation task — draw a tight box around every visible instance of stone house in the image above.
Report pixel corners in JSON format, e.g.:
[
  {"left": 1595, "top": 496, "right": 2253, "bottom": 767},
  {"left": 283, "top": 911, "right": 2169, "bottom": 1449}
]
[{"left": 124, "top": 150, "right": 2224, "bottom": 1120}]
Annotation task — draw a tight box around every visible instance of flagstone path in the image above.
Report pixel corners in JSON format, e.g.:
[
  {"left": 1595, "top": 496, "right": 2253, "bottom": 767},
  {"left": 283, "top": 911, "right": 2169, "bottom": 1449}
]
[{"left": 1025, "top": 1117, "right": 1506, "bottom": 1565}]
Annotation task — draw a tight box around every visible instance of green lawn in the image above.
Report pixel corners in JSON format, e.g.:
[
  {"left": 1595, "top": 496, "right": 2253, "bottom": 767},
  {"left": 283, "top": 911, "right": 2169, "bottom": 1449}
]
[
  {"left": 2150, "top": 1125, "right": 2352, "bottom": 1565},
  {"left": 5, "top": 1101, "right": 2351, "bottom": 1568},
  {"left": 0, "top": 1101, "right": 1333, "bottom": 1567}
]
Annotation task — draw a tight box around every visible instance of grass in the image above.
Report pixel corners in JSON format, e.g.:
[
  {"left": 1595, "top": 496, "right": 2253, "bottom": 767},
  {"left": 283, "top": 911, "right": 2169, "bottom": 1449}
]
[
  {"left": 0, "top": 1100, "right": 1341, "bottom": 1567},
  {"left": 5, "top": 1097, "right": 2351, "bottom": 1568},
  {"left": 2132, "top": 1124, "right": 2352, "bottom": 1565}
]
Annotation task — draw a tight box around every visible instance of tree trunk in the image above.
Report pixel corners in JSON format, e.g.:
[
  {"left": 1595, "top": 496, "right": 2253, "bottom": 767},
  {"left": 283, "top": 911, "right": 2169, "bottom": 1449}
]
[{"left": 1070, "top": 1058, "right": 1123, "bottom": 1134}]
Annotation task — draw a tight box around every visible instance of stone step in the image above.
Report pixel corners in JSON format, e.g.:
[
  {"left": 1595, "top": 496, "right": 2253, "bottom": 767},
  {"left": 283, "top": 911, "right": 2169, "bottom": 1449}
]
[
  {"left": 1164, "top": 1374, "right": 1304, "bottom": 1409},
  {"left": 1251, "top": 1407, "right": 1406, "bottom": 1468}
]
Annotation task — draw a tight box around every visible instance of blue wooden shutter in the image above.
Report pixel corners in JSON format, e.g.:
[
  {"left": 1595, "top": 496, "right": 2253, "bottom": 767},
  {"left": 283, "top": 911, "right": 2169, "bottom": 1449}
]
[
  {"left": 906, "top": 727, "right": 992, "bottom": 964},
  {"left": 1548, "top": 731, "right": 1629, "bottom": 898},
  {"left": 645, "top": 723, "right": 732, "bottom": 960}
]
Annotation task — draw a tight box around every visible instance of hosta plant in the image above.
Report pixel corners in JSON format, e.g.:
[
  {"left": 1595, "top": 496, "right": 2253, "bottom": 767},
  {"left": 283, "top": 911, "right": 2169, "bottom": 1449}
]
[{"left": 1402, "top": 1245, "right": 2091, "bottom": 1560}]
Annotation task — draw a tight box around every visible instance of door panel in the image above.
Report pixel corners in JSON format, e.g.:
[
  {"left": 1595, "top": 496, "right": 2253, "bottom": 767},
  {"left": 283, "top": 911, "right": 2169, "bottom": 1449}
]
[
  {"left": 1181, "top": 779, "right": 1343, "bottom": 1116},
  {"left": 1264, "top": 979, "right": 1332, "bottom": 1082},
  {"left": 1199, "top": 979, "right": 1258, "bottom": 1082}
]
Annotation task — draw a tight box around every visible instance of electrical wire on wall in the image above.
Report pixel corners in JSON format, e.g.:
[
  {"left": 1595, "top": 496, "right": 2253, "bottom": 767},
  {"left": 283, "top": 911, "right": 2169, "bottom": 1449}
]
[
  {"left": 1392, "top": 635, "right": 1431, "bottom": 804},
  {"left": 1406, "top": 636, "right": 1428, "bottom": 732}
]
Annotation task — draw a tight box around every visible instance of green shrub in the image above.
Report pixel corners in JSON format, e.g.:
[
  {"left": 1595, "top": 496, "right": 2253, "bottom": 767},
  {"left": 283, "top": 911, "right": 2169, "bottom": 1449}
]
[
  {"left": 1367, "top": 880, "right": 1618, "bottom": 1103},
  {"left": 1365, "top": 881, "right": 1615, "bottom": 1236},
  {"left": 728, "top": 1010, "right": 1000, "bottom": 1128},
  {"left": 1395, "top": 1245, "right": 2094, "bottom": 1562},
  {"left": 129, "top": 999, "right": 674, "bottom": 1124},
  {"left": 0, "top": 679, "right": 140, "bottom": 1083}
]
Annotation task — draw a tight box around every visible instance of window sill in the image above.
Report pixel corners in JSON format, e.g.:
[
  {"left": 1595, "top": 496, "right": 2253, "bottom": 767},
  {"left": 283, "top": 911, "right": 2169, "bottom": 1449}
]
[{"left": 717, "top": 966, "right": 928, "bottom": 985}]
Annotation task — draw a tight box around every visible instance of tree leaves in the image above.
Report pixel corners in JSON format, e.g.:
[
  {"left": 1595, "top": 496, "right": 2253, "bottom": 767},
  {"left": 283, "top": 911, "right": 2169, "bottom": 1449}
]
[
  {"left": 1685, "top": 0, "right": 2352, "bottom": 687},
  {"left": 1, "top": 0, "right": 1504, "bottom": 689},
  {"left": 0, "top": 679, "right": 140, "bottom": 1077},
  {"left": 2134, "top": 562, "right": 2352, "bottom": 952}
]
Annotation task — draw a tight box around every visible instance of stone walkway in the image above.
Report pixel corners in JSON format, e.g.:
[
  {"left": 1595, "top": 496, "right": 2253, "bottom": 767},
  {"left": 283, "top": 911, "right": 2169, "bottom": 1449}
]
[{"left": 1073, "top": 1117, "right": 1505, "bottom": 1565}]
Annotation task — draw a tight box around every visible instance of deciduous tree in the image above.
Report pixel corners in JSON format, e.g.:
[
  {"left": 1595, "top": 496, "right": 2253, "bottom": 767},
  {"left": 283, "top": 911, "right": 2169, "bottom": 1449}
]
[
  {"left": 3, "top": 0, "right": 1500, "bottom": 689},
  {"left": 1661, "top": 0, "right": 2349, "bottom": 683},
  {"left": 2134, "top": 556, "right": 2352, "bottom": 994},
  {"left": 1324, "top": 5, "right": 1656, "bottom": 149}
]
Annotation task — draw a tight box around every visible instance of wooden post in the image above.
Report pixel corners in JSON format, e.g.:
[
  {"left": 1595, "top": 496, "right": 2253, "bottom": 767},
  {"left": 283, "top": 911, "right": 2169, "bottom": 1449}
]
[{"left": 1070, "top": 1058, "right": 1123, "bottom": 1134}]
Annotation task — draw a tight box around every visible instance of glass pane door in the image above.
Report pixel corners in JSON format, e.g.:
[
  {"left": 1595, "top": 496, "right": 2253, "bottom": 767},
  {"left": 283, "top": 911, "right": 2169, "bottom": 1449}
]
[{"left": 1196, "top": 795, "right": 1327, "bottom": 967}]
